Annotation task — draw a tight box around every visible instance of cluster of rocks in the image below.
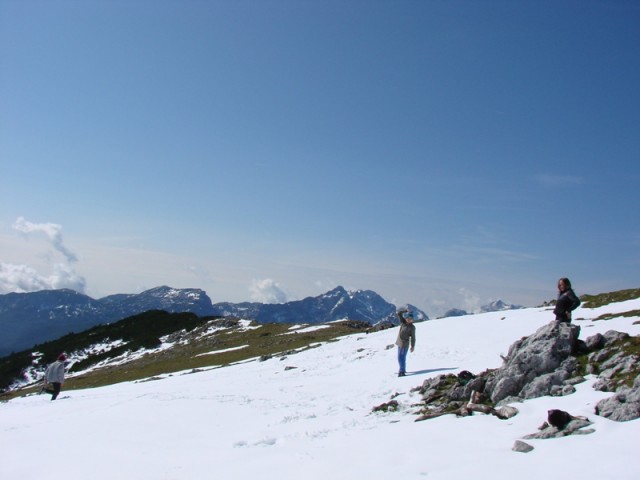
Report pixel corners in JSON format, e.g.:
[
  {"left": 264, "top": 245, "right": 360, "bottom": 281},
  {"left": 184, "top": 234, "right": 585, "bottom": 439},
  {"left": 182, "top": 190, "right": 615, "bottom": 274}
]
[
  {"left": 512, "top": 409, "right": 596, "bottom": 453},
  {"left": 588, "top": 331, "right": 640, "bottom": 421},
  {"left": 410, "top": 321, "right": 640, "bottom": 423}
]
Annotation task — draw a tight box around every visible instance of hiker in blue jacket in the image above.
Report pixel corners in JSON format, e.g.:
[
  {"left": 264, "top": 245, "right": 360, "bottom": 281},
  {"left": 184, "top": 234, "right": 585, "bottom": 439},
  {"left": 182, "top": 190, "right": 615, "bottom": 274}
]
[
  {"left": 554, "top": 278, "right": 581, "bottom": 323},
  {"left": 395, "top": 309, "right": 416, "bottom": 377}
]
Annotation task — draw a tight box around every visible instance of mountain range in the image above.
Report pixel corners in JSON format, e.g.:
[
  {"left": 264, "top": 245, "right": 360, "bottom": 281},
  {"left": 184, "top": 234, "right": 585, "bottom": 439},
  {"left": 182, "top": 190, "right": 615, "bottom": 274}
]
[
  {"left": 0, "top": 286, "right": 429, "bottom": 356},
  {"left": 0, "top": 286, "right": 211, "bottom": 356},
  {"left": 0, "top": 285, "right": 525, "bottom": 357}
]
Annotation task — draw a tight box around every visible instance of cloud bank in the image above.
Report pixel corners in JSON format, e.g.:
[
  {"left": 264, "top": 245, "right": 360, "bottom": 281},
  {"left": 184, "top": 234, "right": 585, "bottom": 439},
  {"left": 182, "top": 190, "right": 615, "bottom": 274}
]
[
  {"left": 0, "top": 218, "right": 86, "bottom": 294},
  {"left": 249, "top": 278, "right": 288, "bottom": 304},
  {"left": 0, "top": 262, "right": 86, "bottom": 294}
]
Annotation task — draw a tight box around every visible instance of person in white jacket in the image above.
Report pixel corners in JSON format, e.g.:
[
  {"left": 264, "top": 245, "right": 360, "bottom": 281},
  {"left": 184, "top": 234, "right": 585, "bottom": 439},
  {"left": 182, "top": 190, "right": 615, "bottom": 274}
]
[{"left": 44, "top": 354, "right": 66, "bottom": 400}]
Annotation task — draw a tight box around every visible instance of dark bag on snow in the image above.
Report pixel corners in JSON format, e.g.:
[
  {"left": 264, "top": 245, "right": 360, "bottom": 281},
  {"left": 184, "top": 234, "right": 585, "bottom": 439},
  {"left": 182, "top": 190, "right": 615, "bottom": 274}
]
[{"left": 548, "top": 409, "right": 573, "bottom": 430}]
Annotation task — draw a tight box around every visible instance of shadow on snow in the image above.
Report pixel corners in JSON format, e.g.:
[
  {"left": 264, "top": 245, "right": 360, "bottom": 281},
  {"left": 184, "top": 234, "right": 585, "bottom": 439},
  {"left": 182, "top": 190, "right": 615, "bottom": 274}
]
[{"left": 405, "top": 367, "right": 457, "bottom": 376}]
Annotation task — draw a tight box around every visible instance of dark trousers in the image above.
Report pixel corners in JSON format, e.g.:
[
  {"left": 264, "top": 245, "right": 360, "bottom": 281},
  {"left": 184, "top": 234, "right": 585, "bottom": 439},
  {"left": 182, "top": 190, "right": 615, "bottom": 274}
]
[{"left": 49, "top": 382, "right": 61, "bottom": 400}]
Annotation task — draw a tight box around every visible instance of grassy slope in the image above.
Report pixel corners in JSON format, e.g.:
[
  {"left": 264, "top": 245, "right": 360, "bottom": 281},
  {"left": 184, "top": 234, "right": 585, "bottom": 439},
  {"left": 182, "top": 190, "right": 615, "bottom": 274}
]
[{"left": 1, "top": 317, "right": 376, "bottom": 400}]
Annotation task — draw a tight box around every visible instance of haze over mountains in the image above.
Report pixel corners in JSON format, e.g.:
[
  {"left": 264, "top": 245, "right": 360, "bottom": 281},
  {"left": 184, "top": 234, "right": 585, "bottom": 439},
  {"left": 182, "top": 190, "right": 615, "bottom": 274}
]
[{"left": 0, "top": 285, "right": 522, "bottom": 356}]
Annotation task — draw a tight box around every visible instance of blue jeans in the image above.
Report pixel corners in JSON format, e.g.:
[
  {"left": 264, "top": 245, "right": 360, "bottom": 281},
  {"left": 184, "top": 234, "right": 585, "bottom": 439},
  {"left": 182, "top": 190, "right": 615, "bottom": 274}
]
[{"left": 397, "top": 347, "right": 409, "bottom": 374}]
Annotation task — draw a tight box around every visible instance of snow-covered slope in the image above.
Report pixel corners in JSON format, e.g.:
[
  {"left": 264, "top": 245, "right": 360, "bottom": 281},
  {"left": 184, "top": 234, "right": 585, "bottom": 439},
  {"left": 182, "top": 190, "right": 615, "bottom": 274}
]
[{"left": 1, "top": 301, "right": 639, "bottom": 480}]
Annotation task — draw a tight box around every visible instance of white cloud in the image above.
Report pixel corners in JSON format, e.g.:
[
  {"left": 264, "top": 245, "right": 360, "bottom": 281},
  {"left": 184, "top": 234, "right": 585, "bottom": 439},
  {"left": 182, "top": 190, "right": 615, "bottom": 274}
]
[
  {"left": 458, "top": 287, "right": 483, "bottom": 313},
  {"left": 0, "top": 217, "right": 87, "bottom": 294},
  {"left": 249, "top": 278, "right": 288, "bottom": 304},
  {"left": 0, "top": 262, "right": 86, "bottom": 294},
  {"left": 13, "top": 217, "right": 78, "bottom": 263},
  {"left": 0, "top": 263, "right": 49, "bottom": 293},
  {"left": 49, "top": 263, "right": 87, "bottom": 292}
]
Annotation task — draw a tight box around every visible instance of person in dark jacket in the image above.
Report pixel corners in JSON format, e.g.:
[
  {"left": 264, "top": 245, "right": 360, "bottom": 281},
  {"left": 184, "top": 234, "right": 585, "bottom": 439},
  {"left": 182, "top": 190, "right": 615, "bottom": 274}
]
[
  {"left": 554, "top": 278, "right": 581, "bottom": 323},
  {"left": 44, "top": 354, "right": 67, "bottom": 400},
  {"left": 395, "top": 309, "right": 416, "bottom": 377}
]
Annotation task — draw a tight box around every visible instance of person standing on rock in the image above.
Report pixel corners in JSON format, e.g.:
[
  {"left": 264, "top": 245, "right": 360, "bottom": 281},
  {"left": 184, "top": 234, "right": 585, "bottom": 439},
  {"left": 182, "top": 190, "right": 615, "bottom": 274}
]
[
  {"left": 44, "top": 353, "right": 67, "bottom": 400},
  {"left": 554, "top": 278, "right": 581, "bottom": 323},
  {"left": 395, "top": 309, "right": 416, "bottom": 377}
]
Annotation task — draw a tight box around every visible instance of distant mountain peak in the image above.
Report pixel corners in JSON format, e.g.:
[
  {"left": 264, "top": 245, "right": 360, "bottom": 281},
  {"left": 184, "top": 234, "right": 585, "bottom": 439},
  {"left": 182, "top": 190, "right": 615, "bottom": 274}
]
[
  {"left": 480, "top": 299, "right": 523, "bottom": 313},
  {"left": 326, "top": 286, "right": 348, "bottom": 296}
]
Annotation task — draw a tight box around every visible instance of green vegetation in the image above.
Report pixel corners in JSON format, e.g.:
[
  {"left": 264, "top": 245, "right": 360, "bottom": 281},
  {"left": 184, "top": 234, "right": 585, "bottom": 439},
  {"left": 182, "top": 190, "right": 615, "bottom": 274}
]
[
  {"left": 593, "top": 310, "right": 640, "bottom": 322},
  {"left": 0, "top": 310, "right": 215, "bottom": 392},
  {"left": 0, "top": 311, "right": 372, "bottom": 400},
  {"left": 580, "top": 288, "right": 640, "bottom": 308}
]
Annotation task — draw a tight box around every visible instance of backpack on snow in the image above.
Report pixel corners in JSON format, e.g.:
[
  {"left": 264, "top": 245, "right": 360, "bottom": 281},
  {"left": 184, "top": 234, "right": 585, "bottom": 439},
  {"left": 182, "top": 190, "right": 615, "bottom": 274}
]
[{"left": 547, "top": 409, "right": 573, "bottom": 430}]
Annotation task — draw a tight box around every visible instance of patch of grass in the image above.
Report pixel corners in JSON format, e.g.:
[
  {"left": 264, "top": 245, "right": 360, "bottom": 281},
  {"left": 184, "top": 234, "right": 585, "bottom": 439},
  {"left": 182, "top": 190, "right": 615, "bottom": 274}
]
[
  {"left": 580, "top": 289, "right": 640, "bottom": 309},
  {"left": 593, "top": 310, "right": 640, "bottom": 321},
  {"left": 573, "top": 350, "right": 592, "bottom": 376}
]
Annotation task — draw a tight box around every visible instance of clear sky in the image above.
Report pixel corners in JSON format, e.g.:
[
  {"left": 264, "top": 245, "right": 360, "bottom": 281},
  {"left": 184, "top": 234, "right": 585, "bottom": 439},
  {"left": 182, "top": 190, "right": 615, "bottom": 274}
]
[{"left": 1, "top": 0, "right": 638, "bottom": 317}]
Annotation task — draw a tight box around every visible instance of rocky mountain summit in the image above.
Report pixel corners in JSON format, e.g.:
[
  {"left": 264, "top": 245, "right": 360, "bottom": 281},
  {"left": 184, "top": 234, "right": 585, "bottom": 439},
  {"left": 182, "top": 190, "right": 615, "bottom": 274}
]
[
  {"left": 212, "top": 286, "right": 427, "bottom": 325},
  {"left": 480, "top": 299, "right": 523, "bottom": 313},
  {"left": 442, "top": 300, "right": 523, "bottom": 318}
]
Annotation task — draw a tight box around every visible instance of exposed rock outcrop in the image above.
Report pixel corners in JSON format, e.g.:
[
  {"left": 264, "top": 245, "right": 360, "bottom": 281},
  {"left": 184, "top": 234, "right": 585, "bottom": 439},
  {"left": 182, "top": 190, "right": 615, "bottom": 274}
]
[
  {"left": 484, "top": 321, "right": 581, "bottom": 403},
  {"left": 412, "top": 321, "right": 640, "bottom": 423},
  {"left": 595, "top": 375, "right": 640, "bottom": 422}
]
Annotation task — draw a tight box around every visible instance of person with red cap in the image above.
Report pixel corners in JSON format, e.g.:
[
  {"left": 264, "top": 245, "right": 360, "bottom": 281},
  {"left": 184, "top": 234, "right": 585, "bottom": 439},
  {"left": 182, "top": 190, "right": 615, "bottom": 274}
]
[{"left": 44, "top": 354, "right": 67, "bottom": 400}]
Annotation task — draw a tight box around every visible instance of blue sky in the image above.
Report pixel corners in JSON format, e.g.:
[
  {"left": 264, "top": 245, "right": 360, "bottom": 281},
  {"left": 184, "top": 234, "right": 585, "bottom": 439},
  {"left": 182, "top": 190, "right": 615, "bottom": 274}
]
[{"left": 1, "top": 0, "right": 639, "bottom": 317}]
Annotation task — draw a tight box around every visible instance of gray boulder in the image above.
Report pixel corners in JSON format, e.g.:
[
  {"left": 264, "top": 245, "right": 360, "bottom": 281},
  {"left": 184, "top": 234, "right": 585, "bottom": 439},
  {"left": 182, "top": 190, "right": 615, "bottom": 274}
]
[
  {"left": 603, "top": 330, "right": 630, "bottom": 344},
  {"left": 595, "top": 375, "right": 640, "bottom": 421},
  {"left": 519, "top": 357, "right": 580, "bottom": 399},
  {"left": 485, "top": 321, "right": 581, "bottom": 403},
  {"left": 585, "top": 333, "right": 605, "bottom": 350},
  {"left": 592, "top": 353, "right": 640, "bottom": 392},
  {"left": 512, "top": 440, "right": 534, "bottom": 453}
]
